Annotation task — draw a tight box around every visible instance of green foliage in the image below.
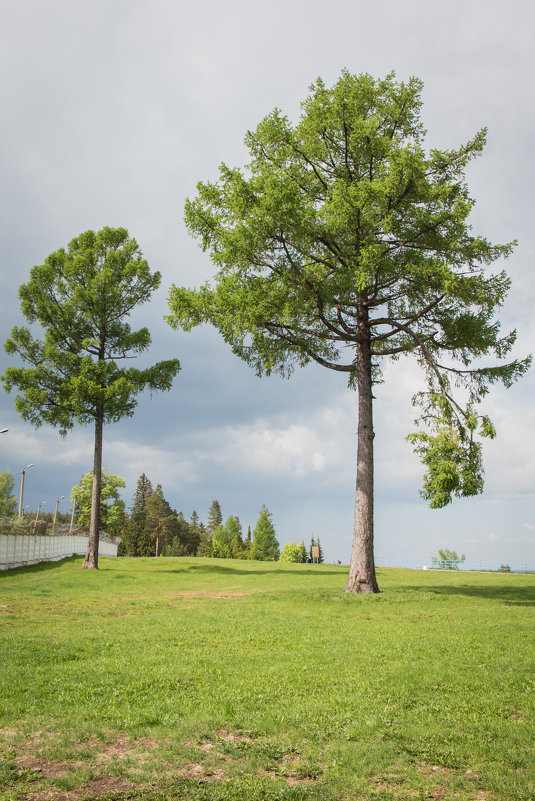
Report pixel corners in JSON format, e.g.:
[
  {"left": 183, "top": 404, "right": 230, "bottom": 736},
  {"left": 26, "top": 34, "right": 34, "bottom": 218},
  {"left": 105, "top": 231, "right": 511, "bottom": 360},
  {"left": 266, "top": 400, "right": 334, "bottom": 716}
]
[
  {"left": 209, "top": 515, "right": 247, "bottom": 559},
  {"left": 207, "top": 499, "right": 223, "bottom": 532},
  {"left": 2, "top": 227, "right": 181, "bottom": 562},
  {"left": 3, "top": 227, "right": 181, "bottom": 432},
  {"left": 498, "top": 564, "right": 512, "bottom": 573},
  {"left": 187, "top": 510, "right": 202, "bottom": 556},
  {"left": 253, "top": 506, "right": 279, "bottom": 560},
  {"left": 145, "top": 484, "right": 179, "bottom": 556},
  {"left": 212, "top": 522, "right": 229, "bottom": 558},
  {"left": 279, "top": 541, "right": 308, "bottom": 563},
  {"left": 0, "top": 471, "right": 17, "bottom": 518},
  {"left": 226, "top": 515, "right": 245, "bottom": 558},
  {"left": 70, "top": 471, "right": 125, "bottom": 532},
  {"left": 120, "top": 473, "right": 154, "bottom": 556},
  {"left": 432, "top": 549, "right": 466, "bottom": 570},
  {"left": 167, "top": 72, "right": 530, "bottom": 512},
  {"left": 196, "top": 524, "right": 213, "bottom": 557}
]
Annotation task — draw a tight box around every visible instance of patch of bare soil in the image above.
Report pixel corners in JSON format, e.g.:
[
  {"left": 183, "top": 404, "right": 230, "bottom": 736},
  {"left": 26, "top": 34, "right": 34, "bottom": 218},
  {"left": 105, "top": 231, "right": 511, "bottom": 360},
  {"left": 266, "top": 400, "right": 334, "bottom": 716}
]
[
  {"left": 10, "top": 733, "right": 164, "bottom": 799},
  {"left": 0, "top": 726, "right": 18, "bottom": 738},
  {"left": 77, "top": 735, "right": 160, "bottom": 764},
  {"left": 16, "top": 756, "right": 73, "bottom": 778},
  {"left": 188, "top": 731, "right": 321, "bottom": 787},
  {"left": 170, "top": 590, "right": 251, "bottom": 599},
  {"left": 261, "top": 752, "right": 324, "bottom": 786},
  {"left": 214, "top": 729, "right": 255, "bottom": 741},
  {"left": 417, "top": 764, "right": 456, "bottom": 778},
  {"left": 415, "top": 765, "right": 492, "bottom": 801},
  {"left": 178, "top": 763, "right": 227, "bottom": 782},
  {"left": 20, "top": 775, "right": 137, "bottom": 801}
]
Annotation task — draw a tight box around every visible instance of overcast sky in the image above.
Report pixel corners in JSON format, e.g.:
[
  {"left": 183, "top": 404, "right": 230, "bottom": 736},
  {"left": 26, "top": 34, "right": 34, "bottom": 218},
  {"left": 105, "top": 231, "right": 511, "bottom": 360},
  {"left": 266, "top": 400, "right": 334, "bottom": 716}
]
[{"left": 1, "top": 0, "right": 533, "bottom": 566}]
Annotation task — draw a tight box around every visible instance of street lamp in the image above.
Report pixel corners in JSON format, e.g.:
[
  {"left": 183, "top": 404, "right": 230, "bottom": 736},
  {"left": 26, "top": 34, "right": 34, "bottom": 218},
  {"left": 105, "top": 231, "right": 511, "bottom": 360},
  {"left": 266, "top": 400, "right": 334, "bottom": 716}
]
[
  {"left": 18, "top": 464, "right": 35, "bottom": 519},
  {"left": 69, "top": 496, "right": 77, "bottom": 532},
  {"left": 53, "top": 496, "right": 65, "bottom": 532},
  {"left": 34, "top": 501, "right": 46, "bottom": 524}
]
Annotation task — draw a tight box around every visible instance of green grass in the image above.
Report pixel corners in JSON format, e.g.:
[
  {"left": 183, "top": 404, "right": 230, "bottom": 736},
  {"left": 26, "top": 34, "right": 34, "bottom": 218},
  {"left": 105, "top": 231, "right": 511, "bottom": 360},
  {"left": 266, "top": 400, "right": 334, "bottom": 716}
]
[{"left": 0, "top": 556, "right": 534, "bottom": 800}]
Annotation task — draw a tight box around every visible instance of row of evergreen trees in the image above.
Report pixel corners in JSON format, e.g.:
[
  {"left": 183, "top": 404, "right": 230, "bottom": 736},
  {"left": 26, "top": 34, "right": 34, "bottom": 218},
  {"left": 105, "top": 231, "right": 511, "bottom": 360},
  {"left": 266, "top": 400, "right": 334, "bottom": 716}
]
[{"left": 117, "top": 474, "right": 280, "bottom": 560}]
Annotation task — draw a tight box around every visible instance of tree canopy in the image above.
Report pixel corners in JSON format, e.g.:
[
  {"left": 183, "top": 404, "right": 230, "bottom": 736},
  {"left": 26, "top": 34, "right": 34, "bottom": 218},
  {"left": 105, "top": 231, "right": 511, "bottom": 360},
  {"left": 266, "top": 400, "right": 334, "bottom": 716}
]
[
  {"left": 0, "top": 471, "right": 17, "bottom": 518},
  {"left": 70, "top": 471, "right": 125, "bottom": 536},
  {"left": 167, "top": 71, "right": 530, "bottom": 592},
  {"left": 3, "top": 227, "right": 181, "bottom": 568},
  {"left": 279, "top": 541, "right": 308, "bottom": 563}
]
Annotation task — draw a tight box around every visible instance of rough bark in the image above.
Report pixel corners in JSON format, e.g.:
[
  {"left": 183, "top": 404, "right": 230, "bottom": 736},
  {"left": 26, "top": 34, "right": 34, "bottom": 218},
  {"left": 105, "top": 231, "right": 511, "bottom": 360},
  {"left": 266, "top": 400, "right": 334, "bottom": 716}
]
[
  {"left": 83, "top": 411, "right": 103, "bottom": 569},
  {"left": 345, "top": 305, "right": 380, "bottom": 594}
]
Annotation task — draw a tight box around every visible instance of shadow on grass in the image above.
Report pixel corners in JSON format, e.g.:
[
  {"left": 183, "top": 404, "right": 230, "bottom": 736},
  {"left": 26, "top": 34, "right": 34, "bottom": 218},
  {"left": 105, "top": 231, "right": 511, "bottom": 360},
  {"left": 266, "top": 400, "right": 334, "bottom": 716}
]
[
  {"left": 0, "top": 554, "right": 82, "bottom": 578},
  {"left": 157, "top": 562, "right": 344, "bottom": 577},
  {"left": 412, "top": 582, "right": 535, "bottom": 606}
]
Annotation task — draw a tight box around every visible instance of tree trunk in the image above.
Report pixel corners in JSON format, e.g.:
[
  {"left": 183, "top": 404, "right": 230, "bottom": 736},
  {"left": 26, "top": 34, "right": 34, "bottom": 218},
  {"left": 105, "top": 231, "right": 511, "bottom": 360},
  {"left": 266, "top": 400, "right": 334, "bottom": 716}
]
[
  {"left": 345, "top": 306, "right": 379, "bottom": 594},
  {"left": 83, "top": 411, "right": 103, "bottom": 569}
]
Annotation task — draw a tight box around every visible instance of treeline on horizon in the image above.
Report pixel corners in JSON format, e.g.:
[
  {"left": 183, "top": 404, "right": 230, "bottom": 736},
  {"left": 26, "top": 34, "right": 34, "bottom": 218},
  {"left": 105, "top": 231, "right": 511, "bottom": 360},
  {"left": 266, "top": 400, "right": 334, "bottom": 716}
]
[
  {"left": 116, "top": 474, "right": 324, "bottom": 563},
  {"left": 0, "top": 469, "right": 324, "bottom": 563}
]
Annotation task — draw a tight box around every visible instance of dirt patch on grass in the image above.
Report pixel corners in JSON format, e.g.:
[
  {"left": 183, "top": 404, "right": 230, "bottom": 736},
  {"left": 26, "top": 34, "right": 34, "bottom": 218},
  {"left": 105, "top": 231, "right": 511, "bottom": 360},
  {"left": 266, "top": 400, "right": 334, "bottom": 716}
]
[
  {"left": 171, "top": 590, "right": 252, "bottom": 599},
  {"left": 76, "top": 735, "right": 160, "bottom": 764},
  {"left": 417, "top": 764, "right": 457, "bottom": 778},
  {"left": 20, "top": 775, "right": 137, "bottom": 800},
  {"left": 10, "top": 734, "right": 160, "bottom": 800},
  {"left": 178, "top": 762, "right": 227, "bottom": 781},
  {"left": 0, "top": 726, "right": 18, "bottom": 739},
  {"left": 16, "top": 755, "right": 72, "bottom": 778},
  {"left": 186, "top": 730, "right": 321, "bottom": 787},
  {"left": 215, "top": 729, "right": 256, "bottom": 741}
]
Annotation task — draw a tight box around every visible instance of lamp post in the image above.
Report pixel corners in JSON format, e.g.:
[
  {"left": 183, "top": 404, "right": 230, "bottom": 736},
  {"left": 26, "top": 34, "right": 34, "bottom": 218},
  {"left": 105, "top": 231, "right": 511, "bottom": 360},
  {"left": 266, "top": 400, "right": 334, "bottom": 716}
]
[
  {"left": 34, "top": 501, "right": 46, "bottom": 524},
  {"left": 69, "top": 496, "right": 76, "bottom": 532},
  {"left": 53, "top": 496, "right": 65, "bottom": 532},
  {"left": 18, "top": 464, "right": 35, "bottom": 519}
]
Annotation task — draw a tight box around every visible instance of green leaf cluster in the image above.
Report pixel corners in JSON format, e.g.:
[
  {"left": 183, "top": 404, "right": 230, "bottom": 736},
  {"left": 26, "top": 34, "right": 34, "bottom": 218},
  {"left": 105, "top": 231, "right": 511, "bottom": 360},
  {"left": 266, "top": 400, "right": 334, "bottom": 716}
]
[
  {"left": 253, "top": 506, "right": 280, "bottom": 560},
  {"left": 0, "top": 471, "right": 17, "bottom": 518},
  {"left": 431, "top": 548, "right": 466, "bottom": 569},
  {"left": 3, "top": 227, "right": 180, "bottom": 432},
  {"left": 279, "top": 541, "right": 308, "bottom": 563},
  {"left": 70, "top": 471, "right": 125, "bottom": 532}
]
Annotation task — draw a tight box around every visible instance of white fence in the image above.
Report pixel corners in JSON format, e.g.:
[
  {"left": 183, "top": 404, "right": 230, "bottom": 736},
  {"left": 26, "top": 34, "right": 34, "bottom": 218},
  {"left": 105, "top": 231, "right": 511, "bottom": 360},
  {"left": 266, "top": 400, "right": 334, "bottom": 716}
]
[{"left": 0, "top": 533, "right": 118, "bottom": 570}]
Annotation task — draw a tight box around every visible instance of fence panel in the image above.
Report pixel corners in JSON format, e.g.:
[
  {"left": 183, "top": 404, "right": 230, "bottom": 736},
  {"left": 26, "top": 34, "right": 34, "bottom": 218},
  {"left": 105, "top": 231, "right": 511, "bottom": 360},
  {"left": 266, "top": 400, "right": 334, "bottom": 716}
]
[
  {"left": 0, "top": 533, "right": 117, "bottom": 570},
  {"left": 374, "top": 556, "right": 534, "bottom": 573}
]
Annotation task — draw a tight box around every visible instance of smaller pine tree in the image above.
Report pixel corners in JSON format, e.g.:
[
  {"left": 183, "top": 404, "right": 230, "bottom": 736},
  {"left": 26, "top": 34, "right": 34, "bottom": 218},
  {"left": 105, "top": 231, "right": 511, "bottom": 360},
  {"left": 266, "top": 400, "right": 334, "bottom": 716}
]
[
  {"left": 207, "top": 499, "right": 223, "bottom": 532},
  {"left": 196, "top": 523, "right": 212, "bottom": 557},
  {"left": 212, "top": 523, "right": 229, "bottom": 558},
  {"left": 253, "top": 507, "right": 279, "bottom": 561},
  {"left": 316, "top": 537, "right": 324, "bottom": 564}
]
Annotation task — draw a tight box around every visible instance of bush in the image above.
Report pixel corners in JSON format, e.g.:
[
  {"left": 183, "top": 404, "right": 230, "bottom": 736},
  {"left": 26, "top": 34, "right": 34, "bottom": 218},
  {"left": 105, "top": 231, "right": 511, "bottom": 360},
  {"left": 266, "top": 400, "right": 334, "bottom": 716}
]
[{"left": 279, "top": 542, "right": 308, "bottom": 563}]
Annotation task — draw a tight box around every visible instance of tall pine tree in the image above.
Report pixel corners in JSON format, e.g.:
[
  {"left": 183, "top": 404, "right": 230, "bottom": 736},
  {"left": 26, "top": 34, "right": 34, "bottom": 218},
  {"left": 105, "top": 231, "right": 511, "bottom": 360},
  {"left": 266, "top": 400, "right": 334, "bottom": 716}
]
[{"left": 122, "top": 473, "right": 154, "bottom": 556}]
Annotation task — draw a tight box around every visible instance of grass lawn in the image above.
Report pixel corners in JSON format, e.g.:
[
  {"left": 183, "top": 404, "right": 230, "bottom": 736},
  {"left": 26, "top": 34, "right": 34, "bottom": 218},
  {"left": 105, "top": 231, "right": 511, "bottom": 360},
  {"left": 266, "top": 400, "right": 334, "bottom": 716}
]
[{"left": 0, "top": 556, "right": 533, "bottom": 800}]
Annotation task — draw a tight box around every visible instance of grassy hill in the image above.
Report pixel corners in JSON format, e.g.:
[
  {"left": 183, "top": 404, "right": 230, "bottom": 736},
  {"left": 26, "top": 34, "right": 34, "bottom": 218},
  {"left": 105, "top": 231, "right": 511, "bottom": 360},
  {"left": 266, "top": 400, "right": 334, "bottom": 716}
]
[{"left": 0, "top": 557, "right": 533, "bottom": 800}]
